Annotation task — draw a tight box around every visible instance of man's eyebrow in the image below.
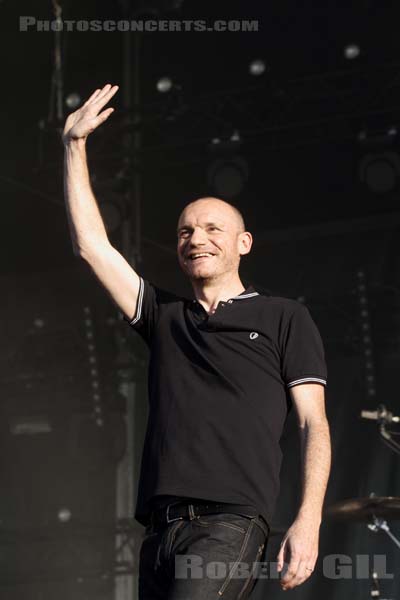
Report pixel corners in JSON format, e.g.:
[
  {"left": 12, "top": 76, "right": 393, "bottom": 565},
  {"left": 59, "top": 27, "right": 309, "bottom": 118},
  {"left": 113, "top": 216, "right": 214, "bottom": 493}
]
[
  {"left": 177, "top": 221, "right": 225, "bottom": 233},
  {"left": 177, "top": 224, "right": 193, "bottom": 233},
  {"left": 204, "top": 221, "right": 224, "bottom": 227}
]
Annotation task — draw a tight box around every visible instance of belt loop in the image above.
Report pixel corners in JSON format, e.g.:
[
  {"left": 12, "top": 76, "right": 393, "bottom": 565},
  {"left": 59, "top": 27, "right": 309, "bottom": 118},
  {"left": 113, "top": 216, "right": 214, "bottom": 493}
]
[
  {"left": 188, "top": 503, "right": 195, "bottom": 520},
  {"left": 166, "top": 503, "right": 184, "bottom": 524}
]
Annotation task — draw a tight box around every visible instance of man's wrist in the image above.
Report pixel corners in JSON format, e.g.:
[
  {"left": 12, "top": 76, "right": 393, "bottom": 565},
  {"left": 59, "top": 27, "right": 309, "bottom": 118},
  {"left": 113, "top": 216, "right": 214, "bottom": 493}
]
[
  {"left": 63, "top": 136, "right": 87, "bottom": 151},
  {"left": 297, "top": 506, "right": 322, "bottom": 526}
]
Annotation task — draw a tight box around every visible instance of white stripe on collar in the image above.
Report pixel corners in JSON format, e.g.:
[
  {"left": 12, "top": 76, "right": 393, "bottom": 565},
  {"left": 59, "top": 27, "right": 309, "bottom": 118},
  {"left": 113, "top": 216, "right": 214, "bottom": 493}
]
[{"left": 232, "top": 292, "right": 259, "bottom": 300}]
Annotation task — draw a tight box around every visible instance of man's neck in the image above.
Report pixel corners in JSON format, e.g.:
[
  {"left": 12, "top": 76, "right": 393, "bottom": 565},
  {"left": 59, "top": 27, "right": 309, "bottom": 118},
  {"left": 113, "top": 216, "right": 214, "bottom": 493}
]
[{"left": 191, "top": 275, "right": 246, "bottom": 314}]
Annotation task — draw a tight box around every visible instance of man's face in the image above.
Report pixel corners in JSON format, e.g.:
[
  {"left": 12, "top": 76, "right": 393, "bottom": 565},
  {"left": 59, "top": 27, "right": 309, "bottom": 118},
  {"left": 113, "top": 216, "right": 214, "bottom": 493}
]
[{"left": 176, "top": 198, "right": 252, "bottom": 282}]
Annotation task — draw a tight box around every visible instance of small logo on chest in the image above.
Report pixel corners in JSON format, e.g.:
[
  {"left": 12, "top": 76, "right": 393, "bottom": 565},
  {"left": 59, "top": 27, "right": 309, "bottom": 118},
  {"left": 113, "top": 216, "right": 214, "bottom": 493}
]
[{"left": 249, "top": 332, "right": 259, "bottom": 340}]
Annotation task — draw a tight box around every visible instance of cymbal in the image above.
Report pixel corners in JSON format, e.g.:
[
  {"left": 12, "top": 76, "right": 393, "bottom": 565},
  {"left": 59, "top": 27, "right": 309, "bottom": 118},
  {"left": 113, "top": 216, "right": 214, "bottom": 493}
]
[{"left": 324, "top": 496, "right": 400, "bottom": 521}]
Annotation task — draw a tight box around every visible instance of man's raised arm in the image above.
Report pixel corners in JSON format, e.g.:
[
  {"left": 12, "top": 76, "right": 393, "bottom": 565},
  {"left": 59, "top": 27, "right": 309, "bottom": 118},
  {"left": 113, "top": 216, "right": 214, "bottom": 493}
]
[{"left": 63, "top": 84, "right": 140, "bottom": 321}]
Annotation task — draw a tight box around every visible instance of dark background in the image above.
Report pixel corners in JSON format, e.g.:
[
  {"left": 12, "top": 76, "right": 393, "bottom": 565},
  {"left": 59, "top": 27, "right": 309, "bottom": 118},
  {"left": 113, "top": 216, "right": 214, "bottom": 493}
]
[{"left": 0, "top": 1, "right": 400, "bottom": 599}]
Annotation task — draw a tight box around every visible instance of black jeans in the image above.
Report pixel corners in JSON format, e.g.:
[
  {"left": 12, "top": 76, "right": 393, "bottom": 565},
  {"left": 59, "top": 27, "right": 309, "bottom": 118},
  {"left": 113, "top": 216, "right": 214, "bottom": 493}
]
[{"left": 139, "top": 511, "right": 269, "bottom": 599}]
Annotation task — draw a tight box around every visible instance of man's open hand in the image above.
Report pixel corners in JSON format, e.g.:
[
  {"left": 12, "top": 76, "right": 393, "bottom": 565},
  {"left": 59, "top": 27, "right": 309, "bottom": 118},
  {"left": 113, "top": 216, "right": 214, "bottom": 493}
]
[
  {"left": 63, "top": 84, "right": 119, "bottom": 144},
  {"left": 276, "top": 516, "right": 320, "bottom": 590}
]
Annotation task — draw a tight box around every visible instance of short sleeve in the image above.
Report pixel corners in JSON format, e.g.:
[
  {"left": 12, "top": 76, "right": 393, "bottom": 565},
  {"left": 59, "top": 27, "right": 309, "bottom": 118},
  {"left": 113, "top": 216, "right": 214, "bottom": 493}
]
[
  {"left": 122, "top": 278, "right": 159, "bottom": 345},
  {"left": 281, "top": 304, "right": 327, "bottom": 388}
]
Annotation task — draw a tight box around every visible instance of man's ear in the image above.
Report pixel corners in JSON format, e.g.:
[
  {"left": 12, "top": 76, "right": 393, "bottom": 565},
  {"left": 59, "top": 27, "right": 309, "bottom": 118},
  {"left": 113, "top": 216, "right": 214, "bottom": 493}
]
[{"left": 239, "top": 231, "right": 253, "bottom": 256}]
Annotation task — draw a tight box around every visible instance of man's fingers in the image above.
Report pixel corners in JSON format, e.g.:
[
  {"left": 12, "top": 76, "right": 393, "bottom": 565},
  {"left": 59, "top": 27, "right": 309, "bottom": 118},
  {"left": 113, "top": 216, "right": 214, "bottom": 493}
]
[
  {"left": 84, "top": 88, "right": 102, "bottom": 105},
  {"left": 90, "top": 83, "right": 112, "bottom": 100},
  {"left": 276, "top": 542, "right": 286, "bottom": 572},
  {"left": 92, "top": 107, "right": 115, "bottom": 128},
  {"left": 64, "top": 85, "right": 117, "bottom": 140},
  {"left": 92, "top": 83, "right": 112, "bottom": 101},
  {"left": 93, "top": 84, "right": 119, "bottom": 107},
  {"left": 281, "top": 559, "right": 315, "bottom": 590},
  {"left": 280, "top": 558, "right": 299, "bottom": 586},
  {"left": 84, "top": 84, "right": 118, "bottom": 110},
  {"left": 282, "top": 561, "right": 308, "bottom": 590}
]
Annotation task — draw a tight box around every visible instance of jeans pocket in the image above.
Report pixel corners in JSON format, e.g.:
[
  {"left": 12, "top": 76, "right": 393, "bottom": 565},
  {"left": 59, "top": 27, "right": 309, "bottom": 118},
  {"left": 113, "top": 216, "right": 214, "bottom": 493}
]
[
  {"left": 217, "top": 518, "right": 262, "bottom": 598},
  {"left": 196, "top": 513, "right": 250, "bottom": 534},
  {"left": 165, "top": 519, "right": 186, "bottom": 558},
  {"left": 237, "top": 540, "right": 266, "bottom": 599},
  {"left": 213, "top": 520, "right": 247, "bottom": 534}
]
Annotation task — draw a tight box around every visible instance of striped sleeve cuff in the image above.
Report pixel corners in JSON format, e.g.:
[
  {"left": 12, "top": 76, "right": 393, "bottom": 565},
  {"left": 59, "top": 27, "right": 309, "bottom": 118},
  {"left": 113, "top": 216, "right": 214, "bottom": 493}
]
[
  {"left": 287, "top": 377, "right": 327, "bottom": 388},
  {"left": 126, "top": 276, "right": 144, "bottom": 325}
]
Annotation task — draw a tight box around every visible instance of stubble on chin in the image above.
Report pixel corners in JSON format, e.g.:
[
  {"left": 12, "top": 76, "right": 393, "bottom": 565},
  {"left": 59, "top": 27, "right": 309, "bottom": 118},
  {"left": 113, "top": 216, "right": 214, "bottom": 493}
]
[
  {"left": 179, "top": 257, "right": 208, "bottom": 277},
  {"left": 187, "top": 268, "right": 215, "bottom": 282}
]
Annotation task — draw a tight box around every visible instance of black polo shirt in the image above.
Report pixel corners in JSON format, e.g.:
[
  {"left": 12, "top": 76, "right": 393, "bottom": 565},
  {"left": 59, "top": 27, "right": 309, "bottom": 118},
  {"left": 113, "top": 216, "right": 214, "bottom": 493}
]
[{"left": 125, "top": 278, "right": 327, "bottom": 527}]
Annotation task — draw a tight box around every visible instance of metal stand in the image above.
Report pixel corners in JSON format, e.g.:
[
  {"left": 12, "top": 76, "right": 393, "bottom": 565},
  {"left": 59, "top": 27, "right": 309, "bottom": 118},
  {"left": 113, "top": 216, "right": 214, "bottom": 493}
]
[
  {"left": 115, "top": 4, "right": 143, "bottom": 599},
  {"left": 368, "top": 516, "right": 400, "bottom": 550},
  {"left": 115, "top": 383, "right": 138, "bottom": 600},
  {"left": 367, "top": 517, "right": 398, "bottom": 600},
  {"left": 361, "top": 404, "right": 400, "bottom": 455},
  {"left": 48, "top": 0, "right": 64, "bottom": 124},
  {"left": 114, "top": 518, "right": 143, "bottom": 577}
]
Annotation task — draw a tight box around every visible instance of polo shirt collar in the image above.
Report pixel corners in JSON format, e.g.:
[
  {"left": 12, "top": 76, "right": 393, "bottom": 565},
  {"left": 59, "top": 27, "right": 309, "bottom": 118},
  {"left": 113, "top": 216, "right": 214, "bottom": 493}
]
[
  {"left": 232, "top": 285, "right": 259, "bottom": 300},
  {"left": 190, "top": 285, "right": 259, "bottom": 307}
]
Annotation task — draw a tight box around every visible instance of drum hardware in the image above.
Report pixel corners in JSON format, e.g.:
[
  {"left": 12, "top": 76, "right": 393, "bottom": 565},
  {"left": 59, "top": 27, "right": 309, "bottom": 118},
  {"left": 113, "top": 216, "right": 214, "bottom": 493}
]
[
  {"left": 325, "top": 494, "right": 399, "bottom": 600},
  {"left": 361, "top": 404, "right": 400, "bottom": 455}
]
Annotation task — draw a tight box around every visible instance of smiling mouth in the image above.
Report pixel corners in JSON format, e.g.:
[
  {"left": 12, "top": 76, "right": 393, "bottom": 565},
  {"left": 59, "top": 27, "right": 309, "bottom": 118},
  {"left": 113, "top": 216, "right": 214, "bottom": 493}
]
[{"left": 187, "top": 252, "right": 215, "bottom": 261}]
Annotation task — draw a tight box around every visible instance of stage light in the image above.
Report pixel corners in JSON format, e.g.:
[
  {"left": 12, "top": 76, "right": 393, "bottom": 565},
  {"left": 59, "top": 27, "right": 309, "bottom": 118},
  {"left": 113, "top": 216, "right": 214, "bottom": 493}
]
[
  {"left": 65, "top": 92, "right": 81, "bottom": 110},
  {"left": 249, "top": 59, "right": 266, "bottom": 76},
  {"left": 207, "top": 130, "right": 248, "bottom": 198},
  {"left": 357, "top": 126, "right": 400, "bottom": 193},
  {"left": 359, "top": 152, "right": 400, "bottom": 194},
  {"left": 230, "top": 130, "right": 241, "bottom": 143},
  {"left": 344, "top": 44, "right": 360, "bottom": 60},
  {"left": 58, "top": 507, "right": 72, "bottom": 523},
  {"left": 156, "top": 76, "right": 173, "bottom": 93},
  {"left": 358, "top": 130, "right": 367, "bottom": 142},
  {"left": 207, "top": 156, "right": 249, "bottom": 199},
  {"left": 357, "top": 127, "right": 398, "bottom": 147}
]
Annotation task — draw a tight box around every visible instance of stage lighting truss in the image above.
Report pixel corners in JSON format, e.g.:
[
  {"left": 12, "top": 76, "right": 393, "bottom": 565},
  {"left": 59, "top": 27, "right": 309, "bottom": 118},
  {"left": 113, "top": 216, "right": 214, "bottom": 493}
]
[{"left": 92, "top": 60, "right": 400, "bottom": 167}]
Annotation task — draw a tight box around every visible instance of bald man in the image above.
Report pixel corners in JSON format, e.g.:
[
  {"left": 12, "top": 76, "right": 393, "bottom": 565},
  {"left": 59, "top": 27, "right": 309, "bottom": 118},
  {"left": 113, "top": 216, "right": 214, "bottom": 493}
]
[{"left": 63, "top": 86, "right": 331, "bottom": 599}]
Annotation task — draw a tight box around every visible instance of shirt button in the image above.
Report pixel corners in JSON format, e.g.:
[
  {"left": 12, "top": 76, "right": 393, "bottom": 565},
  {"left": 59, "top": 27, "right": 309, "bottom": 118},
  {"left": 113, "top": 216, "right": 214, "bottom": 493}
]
[
  {"left": 228, "top": 300, "right": 233, "bottom": 304},
  {"left": 220, "top": 302, "right": 225, "bottom": 307}
]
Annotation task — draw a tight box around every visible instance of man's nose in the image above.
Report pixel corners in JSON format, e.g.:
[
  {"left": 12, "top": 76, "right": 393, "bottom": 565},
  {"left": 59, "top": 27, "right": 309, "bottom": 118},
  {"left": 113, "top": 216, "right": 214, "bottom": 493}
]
[{"left": 189, "top": 227, "right": 207, "bottom": 245}]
